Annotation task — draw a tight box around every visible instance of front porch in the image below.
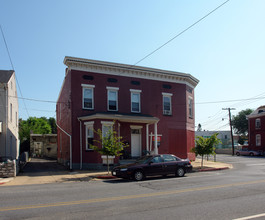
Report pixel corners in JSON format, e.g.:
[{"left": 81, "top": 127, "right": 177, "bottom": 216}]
[{"left": 77, "top": 113, "right": 160, "bottom": 169}]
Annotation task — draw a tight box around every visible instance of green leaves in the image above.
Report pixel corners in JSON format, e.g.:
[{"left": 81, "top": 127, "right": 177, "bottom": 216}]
[
  {"left": 192, "top": 133, "right": 221, "bottom": 168},
  {"left": 19, "top": 117, "right": 55, "bottom": 143},
  {"left": 89, "top": 127, "right": 129, "bottom": 157},
  {"left": 231, "top": 109, "right": 253, "bottom": 135},
  {"left": 89, "top": 124, "right": 129, "bottom": 174}
]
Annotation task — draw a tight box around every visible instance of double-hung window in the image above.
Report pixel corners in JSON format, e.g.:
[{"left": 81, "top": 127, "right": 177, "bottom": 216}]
[
  {"left": 82, "top": 84, "right": 95, "bottom": 110},
  {"left": 162, "top": 93, "right": 172, "bottom": 115},
  {"left": 85, "top": 121, "right": 94, "bottom": 150},
  {"left": 107, "top": 87, "right": 119, "bottom": 111},
  {"left": 188, "top": 97, "right": 193, "bottom": 118},
  {"left": 101, "top": 121, "right": 114, "bottom": 138},
  {"left": 130, "top": 89, "right": 141, "bottom": 113},
  {"left": 255, "top": 118, "right": 261, "bottom": 129}
]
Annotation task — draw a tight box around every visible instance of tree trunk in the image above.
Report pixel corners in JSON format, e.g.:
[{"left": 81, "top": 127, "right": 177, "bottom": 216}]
[
  {"left": 201, "top": 155, "right": 204, "bottom": 168},
  {"left": 107, "top": 155, "right": 109, "bottom": 175}
]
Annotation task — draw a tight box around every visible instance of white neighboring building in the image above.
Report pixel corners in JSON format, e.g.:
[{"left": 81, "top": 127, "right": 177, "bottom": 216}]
[
  {"left": 195, "top": 130, "right": 233, "bottom": 148},
  {"left": 0, "top": 70, "right": 19, "bottom": 160}
]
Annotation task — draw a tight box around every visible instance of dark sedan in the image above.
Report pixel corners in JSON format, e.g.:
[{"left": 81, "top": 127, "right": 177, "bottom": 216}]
[{"left": 112, "top": 154, "right": 192, "bottom": 181}]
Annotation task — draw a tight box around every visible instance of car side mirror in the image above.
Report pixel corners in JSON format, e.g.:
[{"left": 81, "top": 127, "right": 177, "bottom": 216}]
[{"left": 149, "top": 161, "right": 153, "bottom": 165}]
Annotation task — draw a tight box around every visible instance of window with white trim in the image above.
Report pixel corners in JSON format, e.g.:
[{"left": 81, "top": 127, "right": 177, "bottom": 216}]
[
  {"left": 188, "top": 97, "right": 193, "bottom": 118},
  {"left": 85, "top": 122, "right": 94, "bottom": 150},
  {"left": 162, "top": 93, "right": 172, "bottom": 115},
  {"left": 255, "top": 118, "right": 261, "bottom": 129},
  {"left": 82, "top": 84, "right": 95, "bottom": 110},
  {"left": 256, "top": 134, "right": 261, "bottom": 146},
  {"left": 101, "top": 121, "right": 114, "bottom": 138},
  {"left": 130, "top": 89, "right": 141, "bottom": 113},
  {"left": 107, "top": 87, "right": 119, "bottom": 111}
]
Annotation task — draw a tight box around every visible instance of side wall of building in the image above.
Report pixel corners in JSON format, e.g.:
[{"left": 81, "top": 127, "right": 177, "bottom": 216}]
[
  {"left": 0, "top": 74, "right": 19, "bottom": 160},
  {"left": 0, "top": 84, "right": 7, "bottom": 158},
  {"left": 56, "top": 69, "right": 72, "bottom": 166},
  {"left": 7, "top": 74, "right": 19, "bottom": 159}
]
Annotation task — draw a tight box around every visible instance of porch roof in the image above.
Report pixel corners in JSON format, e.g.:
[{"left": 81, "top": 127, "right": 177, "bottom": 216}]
[{"left": 78, "top": 112, "right": 159, "bottom": 124}]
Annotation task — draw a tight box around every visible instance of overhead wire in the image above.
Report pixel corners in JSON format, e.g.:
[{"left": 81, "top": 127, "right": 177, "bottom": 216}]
[
  {"left": 0, "top": 24, "right": 30, "bottom": 118},
  {"left": 133, "top": 0, "right": 231, "bottom": 66}
]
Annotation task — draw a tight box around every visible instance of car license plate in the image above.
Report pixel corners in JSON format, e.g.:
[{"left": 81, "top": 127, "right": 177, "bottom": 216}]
[{"left": 113, "top": 171, "right": 116, "bottom": 176}]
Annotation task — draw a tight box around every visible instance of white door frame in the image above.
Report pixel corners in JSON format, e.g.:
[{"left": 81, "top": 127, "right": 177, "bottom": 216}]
[{"left": 130, "top": 126, "right": 142, "bottom": 157}]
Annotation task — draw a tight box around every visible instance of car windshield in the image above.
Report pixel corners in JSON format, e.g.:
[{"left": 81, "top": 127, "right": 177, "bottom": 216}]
[{"left": 135, "top": 156, "right": 153, "bottom": 164}]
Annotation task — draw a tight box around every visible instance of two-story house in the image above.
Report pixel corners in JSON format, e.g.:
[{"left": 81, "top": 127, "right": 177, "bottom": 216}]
[
  {"left": 247, "top": 106, "right": 265, "bottom": 153},
  {"left": 0, "top": 70, "right": 19, "bottom": 161},
  {"left": 56, "top": 57, "right": 199, "bottom": 170}
]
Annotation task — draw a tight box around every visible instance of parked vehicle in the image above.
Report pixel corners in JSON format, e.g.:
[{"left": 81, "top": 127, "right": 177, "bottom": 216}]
[
  {"left": 112, "top": 154, "right": 192, "bottom": 181},
  {"left": 235, "top": 149, "right": 261, "bottom": 156}
]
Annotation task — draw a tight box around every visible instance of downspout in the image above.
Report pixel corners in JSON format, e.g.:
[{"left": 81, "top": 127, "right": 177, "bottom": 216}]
[
  {"left": 154, "top": 122, "right": 158, "bottom": 154},
  {"left": 56, "top": 122, "right": 72, "bottom": 171},
  {"left": 146, "top": 124, "right": 149, "bottom": 152},
  {"left": 78, "top": 118, "right": 82, "bottom": 170}
]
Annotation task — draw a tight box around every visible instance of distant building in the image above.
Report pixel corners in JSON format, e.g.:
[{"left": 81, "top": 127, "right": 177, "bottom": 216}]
[
  {"left": 56, "top": 57, "right": 199, "bottom": 169},
  {"left": 247, "top": 106, "right": 265, "bottom": 153},
  {"left": 0, "top": 70, "right": 19, "bottom": 161},
  {"left": 30, "top": 134, "right": 57, "bottom": 159},
  {"left": 195, "top": 130, "right": 237, "bottom": 149}
]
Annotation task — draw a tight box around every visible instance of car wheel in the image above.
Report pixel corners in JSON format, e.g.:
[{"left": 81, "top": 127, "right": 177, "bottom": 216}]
[
  {"left": 236, "top": 152, "right": 240, "bottom": 156},
  {"left": 134, "top": 170, "right": 145, "bottom": 181},
  {"left": 249, "top": 152, "right": 254, "bottom": 156},
  {"left": 176, "top": 167, "right": 185, "bottom": 177}
]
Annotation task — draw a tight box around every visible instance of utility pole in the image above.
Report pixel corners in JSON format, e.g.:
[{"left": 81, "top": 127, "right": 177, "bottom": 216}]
[{"left": 223, "top": 108, "right": 236, "bottom": 156}]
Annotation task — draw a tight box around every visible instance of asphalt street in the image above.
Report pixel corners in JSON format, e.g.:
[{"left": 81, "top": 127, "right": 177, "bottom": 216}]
[{"left": 1, "top": 155, "right": 265, "bottom": 220}]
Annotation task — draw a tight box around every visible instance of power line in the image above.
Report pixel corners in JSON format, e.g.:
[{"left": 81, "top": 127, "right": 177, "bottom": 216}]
[
  {"left": 0, "top": 24, "right": 30, "bottom": 118},
  {"left": 133, "top": 0, "right": 231, "bottom": 66},
  {"left": 8, "top": 95, "right": 67, "bottom": 104},
  {"left": 196, "top": 96, "right": 265, "bottom": 105}
]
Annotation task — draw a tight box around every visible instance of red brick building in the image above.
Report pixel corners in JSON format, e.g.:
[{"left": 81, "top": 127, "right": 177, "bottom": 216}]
[
  {"left": 56, "top": 57, "right": 199, "bottom": 169},
  {"left": 247, "top": 106, "right": 265, "bottom": 153}
]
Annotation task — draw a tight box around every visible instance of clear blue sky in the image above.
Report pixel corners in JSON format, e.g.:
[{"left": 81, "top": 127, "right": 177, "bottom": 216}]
[{"left": 1, "top": 0, "right": 265, "bottom": 131}]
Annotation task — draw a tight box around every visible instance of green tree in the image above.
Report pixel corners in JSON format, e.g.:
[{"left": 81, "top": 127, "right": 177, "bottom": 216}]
[
  {"left": 231, "top": 109, "right": 253, "bottom": 135},
  {"left": 19, "top": 117, "right": 52, "bottom": 152},
  {"left": 90, "top": 126, "right": 128, "bottom": 174},
  {"left": 192, "top": 133, "right": 221, "bottom": 168},
  {"left": 48, "top": 117, "right": 57, "bottom": 134}
]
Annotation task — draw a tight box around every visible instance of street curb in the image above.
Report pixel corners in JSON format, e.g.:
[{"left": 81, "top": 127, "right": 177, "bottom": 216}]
[
  {"left": 94, "top": 175, "right": 117, "bottom": 179},
  {"left": 197, "top": 167, "right": 230, "bottom": 172},
  {"left": 0, "top": 178, "right": 14, "bottom": 185}
]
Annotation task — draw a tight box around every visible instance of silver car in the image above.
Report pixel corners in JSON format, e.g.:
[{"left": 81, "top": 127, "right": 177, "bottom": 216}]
[{"left": 235, "top": 149, "right": 261, "bottom": 156}]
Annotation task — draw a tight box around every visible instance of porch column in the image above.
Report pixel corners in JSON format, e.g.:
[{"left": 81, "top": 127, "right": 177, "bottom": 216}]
[
  {"left": 146, "top": 124, "right": 149, "bottom": 152},
  {"left": 154, "top": 122, "right": 158, "bottom": 154}
]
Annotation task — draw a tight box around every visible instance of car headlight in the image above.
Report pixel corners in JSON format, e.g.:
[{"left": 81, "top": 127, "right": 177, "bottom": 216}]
[{"left": 120, "top": 168, "right": 128, "bottom": 172}]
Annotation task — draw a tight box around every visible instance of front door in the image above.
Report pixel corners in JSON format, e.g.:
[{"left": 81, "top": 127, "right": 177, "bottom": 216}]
[{"left": 131, "top": 129, "right": 141, "bottom": 157}]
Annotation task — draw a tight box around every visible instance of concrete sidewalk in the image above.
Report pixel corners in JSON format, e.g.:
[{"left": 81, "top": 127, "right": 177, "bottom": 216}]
[{"left": 0, "top": 159, "right": 232, "bottom": 186}]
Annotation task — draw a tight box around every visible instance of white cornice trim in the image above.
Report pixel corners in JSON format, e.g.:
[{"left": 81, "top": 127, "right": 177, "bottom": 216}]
[{"left": 64, "top": 56, "right": 199, "bottom": 88}]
